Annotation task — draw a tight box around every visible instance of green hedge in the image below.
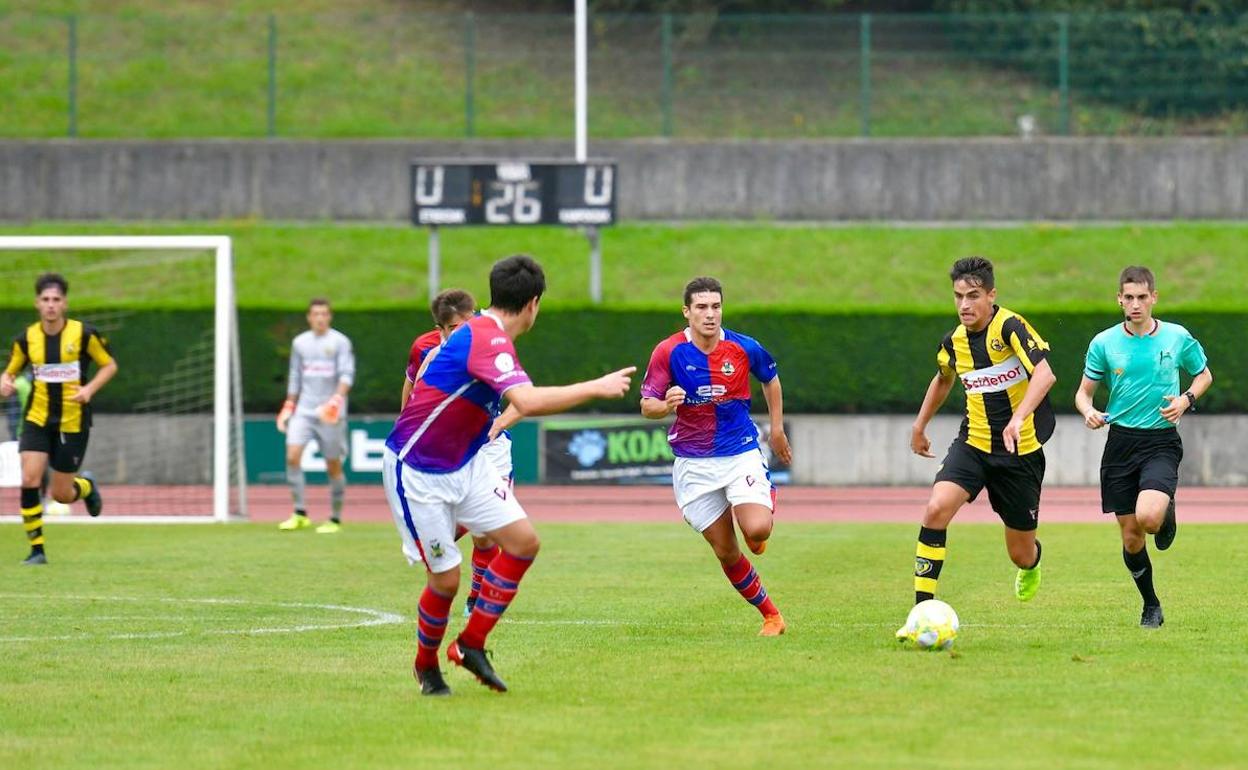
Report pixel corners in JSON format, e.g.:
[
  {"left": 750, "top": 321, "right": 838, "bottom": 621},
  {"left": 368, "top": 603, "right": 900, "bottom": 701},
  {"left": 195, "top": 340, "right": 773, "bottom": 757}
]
[
  {"left": 936, "top": 2, "right": 1248, "bottom": 116},
  {"left": 0, "top": 308, "right": 1239, "bottom": 415}
]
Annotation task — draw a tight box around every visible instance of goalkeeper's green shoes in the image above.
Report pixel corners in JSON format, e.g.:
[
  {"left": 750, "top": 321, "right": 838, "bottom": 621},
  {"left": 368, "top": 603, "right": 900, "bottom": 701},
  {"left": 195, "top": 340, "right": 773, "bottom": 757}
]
[
  {"left": 1014, "top": 564, "right": 1041, "bottom": 602},
  {"left": 315, "top": 520, "right": 341, "bottom": 534},
  {"left": 278, "top": 514, "right": 311, "bottom": 531}
]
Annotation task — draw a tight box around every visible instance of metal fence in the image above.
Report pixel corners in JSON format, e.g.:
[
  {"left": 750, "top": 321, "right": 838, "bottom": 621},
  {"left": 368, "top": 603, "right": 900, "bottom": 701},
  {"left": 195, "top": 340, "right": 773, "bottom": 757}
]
[{"left": 3, "top": 11, "right": 1247, "bottom": 139}]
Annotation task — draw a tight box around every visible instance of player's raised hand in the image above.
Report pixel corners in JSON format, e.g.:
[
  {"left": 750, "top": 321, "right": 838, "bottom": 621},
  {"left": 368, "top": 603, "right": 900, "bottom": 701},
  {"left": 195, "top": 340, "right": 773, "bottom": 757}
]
[
  {"left": 1083, "top": 410, "right": 1108, "bottom": 430},
  {"left": 910, "top": 426, "right": 934, "bottom": 458},
  {"left": 0, "top": 372, "right": 14, "bottom": 398},
  {"left": 1160, "top": 394, "right": 1188, "bottom": 424},
  {"left": 769, "top": 428, "right": 793, "bottom": 465},
  {"left": 594, "top": 366, "right": 636, "bottom": 399},
  {"left": 665, "top": 385, "right": 686, "bottom": 412}
]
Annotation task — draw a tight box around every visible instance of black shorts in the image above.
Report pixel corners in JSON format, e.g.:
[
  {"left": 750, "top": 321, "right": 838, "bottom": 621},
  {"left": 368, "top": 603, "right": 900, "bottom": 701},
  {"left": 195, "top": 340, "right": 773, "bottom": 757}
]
[
  {"left": 1100, "top": 425, "right": 1182, "bottom": 515},
  {"left": 18, "top": 421, "right": 91, "bottom": 473},
  {"left": 935, "top": 440, "right": 1045, "bottom": 531}
]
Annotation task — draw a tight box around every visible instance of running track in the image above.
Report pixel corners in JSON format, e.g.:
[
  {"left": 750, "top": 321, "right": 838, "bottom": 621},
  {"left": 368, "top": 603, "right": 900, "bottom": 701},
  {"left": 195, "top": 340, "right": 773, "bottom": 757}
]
[{"left": 3, "top": 485, "right": 1244, "bottom": 523}]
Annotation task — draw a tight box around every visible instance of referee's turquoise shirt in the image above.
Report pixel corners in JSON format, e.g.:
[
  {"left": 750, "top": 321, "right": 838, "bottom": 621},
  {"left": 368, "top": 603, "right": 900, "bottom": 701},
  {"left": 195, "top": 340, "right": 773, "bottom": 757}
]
[{"left": 1083, "top": 320, "right": 1208, "bottom": 430}]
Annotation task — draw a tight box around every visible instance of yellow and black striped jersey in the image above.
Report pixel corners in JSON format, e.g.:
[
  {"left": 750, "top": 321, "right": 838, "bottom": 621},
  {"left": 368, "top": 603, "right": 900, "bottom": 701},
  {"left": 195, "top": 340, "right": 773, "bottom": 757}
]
[
  {"left": 5, "top": 319, "right": 113, "bottom": 432},
  {"left": 936, "top": 306, "right": 1053, "bottom": 455}
]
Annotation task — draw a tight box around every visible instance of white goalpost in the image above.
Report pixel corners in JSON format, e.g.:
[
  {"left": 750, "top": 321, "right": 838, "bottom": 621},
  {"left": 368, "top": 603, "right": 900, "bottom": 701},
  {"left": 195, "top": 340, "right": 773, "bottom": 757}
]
[{"left": 0, "top": 235, "right": 245, "bottom": 523}]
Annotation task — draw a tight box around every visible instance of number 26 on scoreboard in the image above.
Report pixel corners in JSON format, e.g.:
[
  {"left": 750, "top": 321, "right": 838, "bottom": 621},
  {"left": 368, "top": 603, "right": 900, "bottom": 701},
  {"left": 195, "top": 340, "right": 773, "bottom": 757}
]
[{"left": 485, "top": 181, "right": 542, "bottom": 224}]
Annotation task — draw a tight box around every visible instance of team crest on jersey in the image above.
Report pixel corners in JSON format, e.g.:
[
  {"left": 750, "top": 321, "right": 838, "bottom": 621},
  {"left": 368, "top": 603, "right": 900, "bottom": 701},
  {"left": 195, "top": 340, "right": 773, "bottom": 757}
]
[
  {"left": 430, "top": 541, "right": 444, "bottom": 558},
  {"left": 66, "top": 342, "right": 77, "bottom": 355},
  {"left": 1114, "top": 367, "right": 1124, "bottom": 376},
  {"left": 990, "top": 338, "right": 1006, "bottom": 352},
  {"left": 324, "top": 345, "right": 336, "bottom": 355},
  {"left": 721, "top": 361, "right": 736, "bottom": 376}
]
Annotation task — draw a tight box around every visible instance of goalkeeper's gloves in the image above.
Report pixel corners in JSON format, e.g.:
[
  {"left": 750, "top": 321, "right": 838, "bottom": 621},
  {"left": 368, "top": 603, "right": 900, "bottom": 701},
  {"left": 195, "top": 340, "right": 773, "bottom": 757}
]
[
  {"left": 317, "top": 393, "right": 344, "bottom": 425},
  {"left": 276, "top": 398, "right": 295, "bottom": 433}
]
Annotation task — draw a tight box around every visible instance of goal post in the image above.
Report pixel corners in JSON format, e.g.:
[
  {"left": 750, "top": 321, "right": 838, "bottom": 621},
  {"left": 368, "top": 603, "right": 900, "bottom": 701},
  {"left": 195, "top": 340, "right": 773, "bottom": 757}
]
[{"left": 0, "top": 235, "right": 245, "bottom": 523}]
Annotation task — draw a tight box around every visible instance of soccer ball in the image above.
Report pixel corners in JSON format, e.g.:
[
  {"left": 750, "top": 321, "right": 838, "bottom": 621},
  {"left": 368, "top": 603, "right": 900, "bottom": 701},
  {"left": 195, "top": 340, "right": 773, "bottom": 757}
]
[
  {"left": 898, "top": 599, "right": 959, "bottom": 651},
  {"left": 45, "top": 500, "right": 71, "bottom": 516}
]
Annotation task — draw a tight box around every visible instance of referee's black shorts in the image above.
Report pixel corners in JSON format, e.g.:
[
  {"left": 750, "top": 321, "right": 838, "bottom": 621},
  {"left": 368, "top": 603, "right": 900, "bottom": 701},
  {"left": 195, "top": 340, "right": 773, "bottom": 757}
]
[
  {"left": 935, "top": 440, "right": 1045, "bottom": 532},
  {"left": 1100, "top": 424, "right": 1182, "bottom": 516},
  {"left": 18, "top": 420, "right": 90, "bottom": 473}
]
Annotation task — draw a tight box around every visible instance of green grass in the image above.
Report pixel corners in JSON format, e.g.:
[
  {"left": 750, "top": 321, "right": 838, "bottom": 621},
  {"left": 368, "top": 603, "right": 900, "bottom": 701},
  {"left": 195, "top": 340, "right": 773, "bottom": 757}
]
[
  {"left": 0, "top": 521, "right": 1244, "bottom": 769},
  {"left": 2, "top": 2, "right": 1245, "bottom": 139},
  {"left": 2, "top": 220, "right": 1248, "bottom": 312}
]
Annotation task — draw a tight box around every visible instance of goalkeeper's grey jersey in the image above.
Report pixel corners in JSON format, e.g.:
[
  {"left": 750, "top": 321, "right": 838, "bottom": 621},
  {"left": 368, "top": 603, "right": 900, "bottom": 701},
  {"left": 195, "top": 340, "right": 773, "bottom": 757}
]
[{"left": 287, "top": 329, "right": 355, "bottom": 417}]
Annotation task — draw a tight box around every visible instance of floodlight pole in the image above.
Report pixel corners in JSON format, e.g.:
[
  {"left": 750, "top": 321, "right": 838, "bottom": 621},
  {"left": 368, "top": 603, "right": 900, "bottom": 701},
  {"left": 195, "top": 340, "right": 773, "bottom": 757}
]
[{"left": 575, "top": 0, "right": 602, "bottom": 303}]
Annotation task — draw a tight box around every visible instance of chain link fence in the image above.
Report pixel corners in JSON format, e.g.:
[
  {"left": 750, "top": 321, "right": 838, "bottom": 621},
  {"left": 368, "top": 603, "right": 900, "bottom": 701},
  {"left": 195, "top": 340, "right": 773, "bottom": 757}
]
[{"left": 4, "top": 11, "right": 1247, "bottom": 139}]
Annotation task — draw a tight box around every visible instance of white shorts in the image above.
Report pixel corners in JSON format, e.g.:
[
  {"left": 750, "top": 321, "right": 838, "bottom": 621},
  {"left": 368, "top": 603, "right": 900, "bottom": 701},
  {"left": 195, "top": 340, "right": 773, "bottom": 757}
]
[
  {"left": 479, "top": 432, "right": 514, "bottom": 486},
  {"left": 673, "top": 449, "right": 774, "bottom": 533},
  {"left": 287, "top": 413, "right": 348, "bottom": 460},
  {"left": 382, "top": 447, "right": 526, "bottom": 573}
]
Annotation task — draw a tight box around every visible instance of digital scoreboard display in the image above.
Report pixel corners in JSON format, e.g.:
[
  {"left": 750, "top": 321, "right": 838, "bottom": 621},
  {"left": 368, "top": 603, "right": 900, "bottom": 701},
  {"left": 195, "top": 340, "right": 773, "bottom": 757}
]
[{"left": 411, "top": 160, "right": 617, "bottom": 227}]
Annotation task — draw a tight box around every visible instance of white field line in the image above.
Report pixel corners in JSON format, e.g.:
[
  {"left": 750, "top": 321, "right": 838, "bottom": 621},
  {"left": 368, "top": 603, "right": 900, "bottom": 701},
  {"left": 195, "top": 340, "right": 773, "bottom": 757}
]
[{"left": 0, "top": 594, "right": 405, "bottom": 642}]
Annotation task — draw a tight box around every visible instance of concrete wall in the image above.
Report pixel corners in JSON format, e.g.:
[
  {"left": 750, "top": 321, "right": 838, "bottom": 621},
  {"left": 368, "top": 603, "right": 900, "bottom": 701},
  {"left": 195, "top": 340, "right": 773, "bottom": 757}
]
[
  {"left": 37, "top": 413, "right": 1248, "bottom": 486},
  {"left": 6, "top": 138, "right": 1248, "bottom": 221},
  {"left": 788, "top": 414, "right": 1248, "bottom": 487}
]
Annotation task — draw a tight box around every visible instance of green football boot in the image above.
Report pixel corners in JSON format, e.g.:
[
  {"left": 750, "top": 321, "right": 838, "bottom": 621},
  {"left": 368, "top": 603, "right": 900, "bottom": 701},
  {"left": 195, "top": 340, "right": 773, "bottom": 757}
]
[{"left": 1014, "top": 564, "right": 1041, "bottom": 602}]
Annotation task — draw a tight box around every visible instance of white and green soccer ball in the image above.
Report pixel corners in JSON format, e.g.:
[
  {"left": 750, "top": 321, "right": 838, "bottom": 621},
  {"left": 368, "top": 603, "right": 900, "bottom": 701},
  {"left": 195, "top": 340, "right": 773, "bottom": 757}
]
[{"left": 899, "top": 599, "right": 959, "bottom": 651}]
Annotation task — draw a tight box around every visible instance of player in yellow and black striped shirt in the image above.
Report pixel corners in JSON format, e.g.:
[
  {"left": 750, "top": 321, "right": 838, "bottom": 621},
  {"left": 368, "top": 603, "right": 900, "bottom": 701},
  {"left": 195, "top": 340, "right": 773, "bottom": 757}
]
[
  {"left": 0, "top": 273, "right": 117, "bottom": 565},
  {"left": 901, "top": 258, "right": 1057, "bottom": 631}
]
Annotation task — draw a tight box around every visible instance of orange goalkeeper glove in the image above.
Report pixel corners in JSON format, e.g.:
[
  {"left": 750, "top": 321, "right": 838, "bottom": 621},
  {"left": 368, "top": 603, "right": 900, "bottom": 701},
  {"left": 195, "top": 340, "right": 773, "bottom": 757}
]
[
  {"left": 276, "top": 398, "right": 295, "bottom": 433},
  {"left": 317, "top": 393, "right": 344, "bottom": 425}
]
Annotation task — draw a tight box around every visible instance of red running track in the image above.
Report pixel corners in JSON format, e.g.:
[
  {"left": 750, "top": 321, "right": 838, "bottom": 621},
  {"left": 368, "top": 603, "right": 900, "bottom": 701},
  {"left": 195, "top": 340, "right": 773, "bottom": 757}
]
[
  {"left": 3, "top": 485, "right": 1243, "bottom": 523},
  {"left": 244, "top": 484, "right": 1248, "bottom": 524}
]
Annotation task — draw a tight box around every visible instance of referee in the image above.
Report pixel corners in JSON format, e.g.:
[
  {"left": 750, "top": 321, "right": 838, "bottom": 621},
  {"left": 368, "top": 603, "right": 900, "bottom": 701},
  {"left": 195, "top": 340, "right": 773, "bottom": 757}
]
[{"left": 1075, "top": 266, "right": 1213, "bottom": 628}]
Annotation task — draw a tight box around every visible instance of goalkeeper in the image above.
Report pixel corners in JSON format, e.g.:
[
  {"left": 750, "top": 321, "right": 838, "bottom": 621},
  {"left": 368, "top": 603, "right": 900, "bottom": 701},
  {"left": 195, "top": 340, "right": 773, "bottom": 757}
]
[{"left": 276, "top": 298, "right": 355, "bottom": 533}]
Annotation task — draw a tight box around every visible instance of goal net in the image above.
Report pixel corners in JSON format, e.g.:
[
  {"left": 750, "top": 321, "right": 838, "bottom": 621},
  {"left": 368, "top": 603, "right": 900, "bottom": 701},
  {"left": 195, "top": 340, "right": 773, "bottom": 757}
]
[{"left": 0, "top": 236, "right": 245, "bottom": 522}]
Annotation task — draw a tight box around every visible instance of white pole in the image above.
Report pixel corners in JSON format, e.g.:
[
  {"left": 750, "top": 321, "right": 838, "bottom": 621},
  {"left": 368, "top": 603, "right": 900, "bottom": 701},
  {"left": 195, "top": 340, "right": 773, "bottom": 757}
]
[
  {"left": 428, "top": 226, "right": 440, "bottom": 304},
  {"left": 575, "top": 0, "right": 588, "bottom": 162},
  {"left": 213, "top": 237, "right": 233, "bottom": 523}
]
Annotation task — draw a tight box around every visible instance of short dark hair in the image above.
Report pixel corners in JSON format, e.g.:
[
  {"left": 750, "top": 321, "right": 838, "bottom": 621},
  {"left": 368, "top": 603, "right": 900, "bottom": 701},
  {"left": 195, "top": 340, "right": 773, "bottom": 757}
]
[
  {"left": 307, "top": 297, "right": 331, "bottom": 311},
  {"left": 950, "top": 257, "right": 995, "bottom": 290},
  {"left": 35, "top": 272, "right": 68, "bottom": 296},
  {"left": 683, "top": 276, "right": 723, "bottom": 307},
  {"left": 430, "top": 288, "right": 475, "bottom": 327},
  {"left": 1119, "top": 265, "right": 1156, "bottom": 292},
  {"left": 489, "top": 254, "right": 546, "bottom": 313}
]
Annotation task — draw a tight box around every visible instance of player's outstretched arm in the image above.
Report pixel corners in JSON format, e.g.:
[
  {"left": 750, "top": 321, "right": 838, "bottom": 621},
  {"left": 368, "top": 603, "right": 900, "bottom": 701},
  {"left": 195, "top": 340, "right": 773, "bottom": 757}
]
[
  {"left": 911, "top": 370, "right": 956, "bottom": 458},
  {"left": 761, "top": 376, "right": 792, "bottom": 465},
  {"left": 1075, "top": 375, "right": 1107, "bottom": 430},
  {"left": 506, "top": 366, "right": 636, "bottom": 417}
]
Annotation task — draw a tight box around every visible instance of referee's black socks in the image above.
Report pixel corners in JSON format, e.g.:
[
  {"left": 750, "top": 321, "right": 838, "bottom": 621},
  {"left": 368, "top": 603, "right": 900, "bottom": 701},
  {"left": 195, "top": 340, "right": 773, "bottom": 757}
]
[{"left": 1123, "top": 545, "right": 1160, "bottom": 607}]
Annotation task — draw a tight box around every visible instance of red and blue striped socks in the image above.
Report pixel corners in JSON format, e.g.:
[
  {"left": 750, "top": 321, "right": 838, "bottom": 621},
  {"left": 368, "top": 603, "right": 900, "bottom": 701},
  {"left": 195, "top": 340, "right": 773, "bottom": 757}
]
[
  {"left": 723, "top": 555, "right": 779, "bottom": 617},
  {"left": 466, "top": 544, "right": 501, "bottom": 611},
  {"left": 458, "top": 550, "right": 534, "bottom": 649},
  {"left": 414, "top": 586, "right": 454, "bottom": 670}
]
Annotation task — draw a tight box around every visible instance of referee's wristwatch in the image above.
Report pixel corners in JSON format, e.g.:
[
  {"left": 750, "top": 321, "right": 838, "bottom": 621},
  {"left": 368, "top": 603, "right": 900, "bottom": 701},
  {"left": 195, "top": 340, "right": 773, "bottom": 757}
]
[{"left": 1183, "top": 390, "right": 1197, "bottom": 410}]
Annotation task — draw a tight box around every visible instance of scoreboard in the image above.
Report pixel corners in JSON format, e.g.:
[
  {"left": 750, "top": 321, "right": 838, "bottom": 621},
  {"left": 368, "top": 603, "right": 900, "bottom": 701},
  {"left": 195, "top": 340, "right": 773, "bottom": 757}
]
[{"left": 411, "top": 160, "right": 617, "bottom": 227}]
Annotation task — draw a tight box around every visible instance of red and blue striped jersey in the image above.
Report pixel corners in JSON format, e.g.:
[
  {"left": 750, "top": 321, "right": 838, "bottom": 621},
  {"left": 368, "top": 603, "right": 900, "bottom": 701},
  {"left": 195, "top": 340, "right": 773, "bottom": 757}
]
[
  {"left": 640, "top": 327, "right": 778, "bottom": 458},
  {"left": 387, "top": 313, "right": 531, "bottom": 473},
  {"left": 405, "top": 329, "right": 443, "bottom": 383}
]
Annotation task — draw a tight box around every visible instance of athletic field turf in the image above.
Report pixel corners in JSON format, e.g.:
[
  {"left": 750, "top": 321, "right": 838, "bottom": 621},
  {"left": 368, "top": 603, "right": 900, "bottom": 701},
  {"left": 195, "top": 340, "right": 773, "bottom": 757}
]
[{"left": 2, "top": 521, "right": 1244, "bottom": 769}]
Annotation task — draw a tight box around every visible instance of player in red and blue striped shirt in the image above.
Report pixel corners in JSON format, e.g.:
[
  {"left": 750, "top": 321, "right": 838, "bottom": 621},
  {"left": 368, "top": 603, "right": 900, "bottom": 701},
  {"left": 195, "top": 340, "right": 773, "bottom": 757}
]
[
  {"left": 384, "top": 255, "right": 635, "bottom": 695},
  {"left": 640, "top": 276, "right": 793, "bottom": 637}
]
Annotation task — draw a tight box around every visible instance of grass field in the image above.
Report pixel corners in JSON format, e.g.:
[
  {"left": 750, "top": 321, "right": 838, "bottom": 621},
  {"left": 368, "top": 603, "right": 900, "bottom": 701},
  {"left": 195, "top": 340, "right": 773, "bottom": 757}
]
[
  {"left": 3, "top": 1, "right": 1245, "bottom": 139},
  {"left": 1, "top": 521, "right": 1245, "bottom": 769},
  {"left": 2, "top": 221, "right": 1248, "bottom": 312}
]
